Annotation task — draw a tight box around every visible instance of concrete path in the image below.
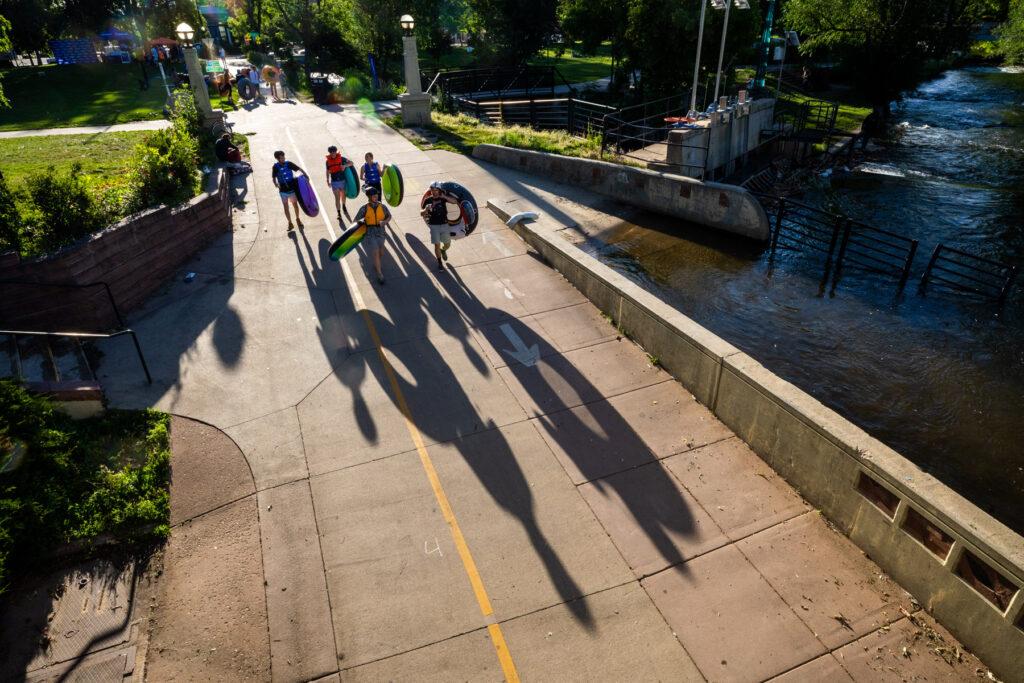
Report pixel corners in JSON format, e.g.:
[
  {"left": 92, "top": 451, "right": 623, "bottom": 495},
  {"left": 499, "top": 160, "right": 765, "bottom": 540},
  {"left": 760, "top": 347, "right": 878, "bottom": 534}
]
[
  {"left": 0, "top": 120, "right": 170, "bottom": 138},
  {"left": 95, "top": 99, "right": 988, "bottom": 681}
]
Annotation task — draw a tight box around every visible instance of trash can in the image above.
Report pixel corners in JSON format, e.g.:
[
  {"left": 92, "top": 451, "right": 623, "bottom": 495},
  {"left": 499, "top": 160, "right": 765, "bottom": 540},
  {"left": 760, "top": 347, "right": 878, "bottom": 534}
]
[{"left": 309, "top": 72, "right": 329, "bottom": 104}]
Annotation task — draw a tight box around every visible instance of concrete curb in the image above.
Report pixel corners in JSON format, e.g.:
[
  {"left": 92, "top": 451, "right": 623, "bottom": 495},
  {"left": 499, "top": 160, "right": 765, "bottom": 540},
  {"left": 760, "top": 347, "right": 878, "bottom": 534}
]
[
  {"left": 472, "top": 144, "right": 771, "bottom": 241},
  {"left": 488, "top": 198, "right": 1024, "bottom": 681}
]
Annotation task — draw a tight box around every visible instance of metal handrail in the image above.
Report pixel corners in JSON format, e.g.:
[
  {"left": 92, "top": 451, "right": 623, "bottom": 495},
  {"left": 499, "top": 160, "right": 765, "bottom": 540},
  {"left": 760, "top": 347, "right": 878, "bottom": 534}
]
[
  {"left": 0, "top": 278, "right": 126, "bottom": 329},
  {"left": 1, "top": 328, "right": 152, "bottom": 384}
]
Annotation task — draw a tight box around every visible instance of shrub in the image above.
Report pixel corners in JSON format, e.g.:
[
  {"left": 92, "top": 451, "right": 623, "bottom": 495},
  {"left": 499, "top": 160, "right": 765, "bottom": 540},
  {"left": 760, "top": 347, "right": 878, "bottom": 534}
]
[
  {"left": 19, "top": 164, "right": 111, "bottom": 255},
  {"left": 0, "top": 169, "right": 21, "bottom": 254},
  {"left": 0, "top": 380, "right": 170, "bottom": 595},
  {"left": 129, "top": 124, "right": 200, "bottom": 211}
]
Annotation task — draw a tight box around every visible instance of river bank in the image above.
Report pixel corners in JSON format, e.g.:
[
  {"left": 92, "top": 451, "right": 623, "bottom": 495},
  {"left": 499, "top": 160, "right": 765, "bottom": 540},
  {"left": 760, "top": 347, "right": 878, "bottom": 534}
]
[{"left": 577, "top": 66, "right": 1024, "bottom": 532}]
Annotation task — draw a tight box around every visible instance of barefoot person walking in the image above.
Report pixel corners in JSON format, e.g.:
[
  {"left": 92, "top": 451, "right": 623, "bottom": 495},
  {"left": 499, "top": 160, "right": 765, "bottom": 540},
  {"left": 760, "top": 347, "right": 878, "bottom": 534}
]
[
  {"left": 271, "top": 150, "right": 306, "bottom": 232},
  {"left": 325, "top": 146, "right": 355, "bottom": 223},
  {"left": 354, "top": 185, "right": 392, "bottom": 285}
]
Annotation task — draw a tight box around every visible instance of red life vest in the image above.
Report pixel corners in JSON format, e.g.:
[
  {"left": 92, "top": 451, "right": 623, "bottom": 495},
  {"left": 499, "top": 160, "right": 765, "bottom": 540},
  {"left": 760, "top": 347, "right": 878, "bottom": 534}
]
[{"left": 326, "top": 153, "right": 346, "bottom": 175}]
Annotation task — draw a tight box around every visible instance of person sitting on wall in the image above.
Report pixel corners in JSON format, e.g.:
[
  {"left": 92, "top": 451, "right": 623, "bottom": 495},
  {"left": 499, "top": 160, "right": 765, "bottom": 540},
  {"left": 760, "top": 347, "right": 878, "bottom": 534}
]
[{"left": 215, "top": 133, "right": 251, "bottom": 175}]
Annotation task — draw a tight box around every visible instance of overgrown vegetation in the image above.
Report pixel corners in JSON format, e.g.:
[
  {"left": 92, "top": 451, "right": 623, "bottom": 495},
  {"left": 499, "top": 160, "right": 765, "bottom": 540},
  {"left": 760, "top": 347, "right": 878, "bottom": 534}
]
[
  {"left": 0, "top": 88, "right": 215, "bottom": 258},
  {"left": 0, "top": 380, "right": 171, "bottom": 595},
  {"left": 390, "top": 111, "right": 607, "bottom": 159}
]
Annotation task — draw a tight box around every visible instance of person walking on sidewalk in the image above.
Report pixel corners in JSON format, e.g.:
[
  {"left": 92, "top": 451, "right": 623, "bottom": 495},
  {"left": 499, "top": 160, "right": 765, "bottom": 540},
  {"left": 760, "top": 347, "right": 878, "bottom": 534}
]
[
  {"left": 354, "top": 185, "right": 392, "bottom": 285},
  {"left": 359, "top": 152, "right": 384, "bottom": 199},
  {"left": 325, "top": 145, "right": 355, "bottom": 223},
  {"left": 271, "top": 150, "right": 306, "bottom": 232},
  {"left": 421, "top": 181, "right": 459, "bottom": 271}
]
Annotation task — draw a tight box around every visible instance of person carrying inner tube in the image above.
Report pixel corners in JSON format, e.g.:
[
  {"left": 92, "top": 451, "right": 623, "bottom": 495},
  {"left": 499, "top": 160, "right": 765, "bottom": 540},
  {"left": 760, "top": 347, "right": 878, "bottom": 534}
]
[
  {"left": 354, "top": 184, "right": 392, "bottom": 285},
  {"left": 271, "top": 150, "right": 306, "bottom": 232},
  {"left": 421, "top": 181, "right": 460, "bottom": 271},
  {"left": 325, "top": 145, "right": 356, "bottom": 223},
  {"left": 359, "top": 152, "right": 384, "bottom": 199}
]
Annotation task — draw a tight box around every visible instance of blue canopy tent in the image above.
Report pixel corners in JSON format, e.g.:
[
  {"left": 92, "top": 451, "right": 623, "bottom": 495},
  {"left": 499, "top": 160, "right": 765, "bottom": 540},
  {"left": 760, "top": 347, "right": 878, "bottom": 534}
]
[{"left": 100, "top": 29, "right": 136, "bottom": 43}]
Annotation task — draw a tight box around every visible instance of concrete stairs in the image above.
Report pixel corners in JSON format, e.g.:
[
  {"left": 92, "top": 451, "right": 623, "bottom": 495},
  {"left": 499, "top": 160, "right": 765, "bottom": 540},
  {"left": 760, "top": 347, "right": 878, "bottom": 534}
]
[{"left": 1, "top": 333, "right": 104, "bottom": 415}]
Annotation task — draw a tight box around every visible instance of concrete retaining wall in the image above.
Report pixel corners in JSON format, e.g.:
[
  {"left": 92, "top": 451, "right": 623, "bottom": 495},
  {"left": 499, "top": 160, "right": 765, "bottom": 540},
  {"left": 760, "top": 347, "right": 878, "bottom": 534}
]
[
  {"left": 669, "top": 98, "right": 776, "bottom": 178},
  {"left": 472, "top": 144, "right": 770, "bottom": 242},
  {"left": 0, "top": 170, "right": 231, "bottom": 332},
  {"left": 488, "top": 198, "right": 1024, "bottom": 681}
]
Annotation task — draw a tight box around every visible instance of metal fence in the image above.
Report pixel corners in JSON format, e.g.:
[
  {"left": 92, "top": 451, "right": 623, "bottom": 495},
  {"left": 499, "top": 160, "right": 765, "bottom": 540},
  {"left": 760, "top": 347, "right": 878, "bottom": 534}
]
[
  {"left": 758, "top": 196, "right": 1018, "bottom": 304},
  {"left": 450, "top": 95, "right": 616, "bottom": 138},
  {"left": 921, "top": 245, "right": 1018, "bottom": 304}
]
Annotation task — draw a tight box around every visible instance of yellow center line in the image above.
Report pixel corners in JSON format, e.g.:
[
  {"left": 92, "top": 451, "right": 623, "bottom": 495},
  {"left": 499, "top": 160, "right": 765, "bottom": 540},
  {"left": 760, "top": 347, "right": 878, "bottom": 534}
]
[
  {"left": 359, "top": 311, "right": 520, "bottom": 682},
  {"left": 285, "top": 125, "right": 519, "bottom": 681}
]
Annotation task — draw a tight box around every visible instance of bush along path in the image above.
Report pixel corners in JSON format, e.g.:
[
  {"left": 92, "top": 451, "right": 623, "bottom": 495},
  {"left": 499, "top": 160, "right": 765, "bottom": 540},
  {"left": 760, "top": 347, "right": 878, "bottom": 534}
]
[
  {"left": 0, "top": 379, "right": 171, "bottom": 596},
  {"left": 0, "top": 87, "right": 211, "bottom": 259}
]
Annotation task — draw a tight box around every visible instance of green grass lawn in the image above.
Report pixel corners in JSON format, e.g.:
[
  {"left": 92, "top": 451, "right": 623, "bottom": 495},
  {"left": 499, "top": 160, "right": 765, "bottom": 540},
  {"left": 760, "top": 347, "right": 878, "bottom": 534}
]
[
  {"left": 390, "top": 110, "right": 613, "bottom": 160},
  {"left": 530, "top": 43, "right": 613, "bottom": 84},
  {"left": 0, "top": 63, "right": 170, "bottom": 131},
  {"left": 420, "top": 42, "right": 614, "bottom": 84},
  {"left": 0, "top": 131, "right": 149, "bottom": 195}
]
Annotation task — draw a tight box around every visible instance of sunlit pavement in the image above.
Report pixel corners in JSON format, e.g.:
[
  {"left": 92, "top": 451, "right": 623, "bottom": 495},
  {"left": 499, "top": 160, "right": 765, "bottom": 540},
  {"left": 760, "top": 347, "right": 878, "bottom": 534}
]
[{"left": 95, "top": 98, "right": 986, "bottom": 682}]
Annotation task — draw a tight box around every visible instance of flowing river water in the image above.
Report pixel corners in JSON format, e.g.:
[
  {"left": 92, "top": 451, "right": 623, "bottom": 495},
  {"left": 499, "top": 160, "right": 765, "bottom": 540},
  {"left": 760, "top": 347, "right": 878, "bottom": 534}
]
[{"left": 575, "top": 67, "right": 1024, "bottom": 533}]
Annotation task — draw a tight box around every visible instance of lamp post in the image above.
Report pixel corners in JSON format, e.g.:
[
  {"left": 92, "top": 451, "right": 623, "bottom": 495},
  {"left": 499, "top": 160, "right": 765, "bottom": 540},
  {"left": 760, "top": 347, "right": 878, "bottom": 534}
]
[
  {"left": 175, "top": 22, "right": 219, "bottom": 125},
  {"left": 688, "top": 0, "right": 708, "bottom": 115},
  {"left": 712, "top": 0, "right": 749, "bottom": 107},
  {"left": 398, "top": 14, "right": 432, "bottom": 126}
]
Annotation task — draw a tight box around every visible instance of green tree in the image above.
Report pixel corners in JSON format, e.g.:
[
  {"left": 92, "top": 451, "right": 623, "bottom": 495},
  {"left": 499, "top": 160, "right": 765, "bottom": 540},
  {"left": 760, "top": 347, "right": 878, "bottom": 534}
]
[
  {"left": 786, "top": 0, "right": 987, "bottom": 121},
  {"left": 0, "top": 0, "right": 52, "bottom": 54},
  {"left": 996, "top": 0, "right": 1024, "bottom": 63},
  {"left": 0, "top": 14, "right": 9, "bottom": 108},
  {"left": 469, "top": 0, "right": 558, "bottom": 62}
]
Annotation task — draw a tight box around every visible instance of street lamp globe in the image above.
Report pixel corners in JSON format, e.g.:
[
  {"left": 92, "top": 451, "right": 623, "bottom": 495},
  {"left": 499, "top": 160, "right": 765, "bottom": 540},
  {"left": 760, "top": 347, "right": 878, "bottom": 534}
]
[
  {"left": 400, "top": 15, "right": 415, "bottom": 36},
  {"left": 175, "top": 22, "right": 195, "bottom": 47}
]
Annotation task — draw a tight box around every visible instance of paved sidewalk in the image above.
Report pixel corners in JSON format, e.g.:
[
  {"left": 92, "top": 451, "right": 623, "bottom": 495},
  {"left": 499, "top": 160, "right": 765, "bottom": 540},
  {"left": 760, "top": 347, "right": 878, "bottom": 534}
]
[
  {"left": 95, "top": 100, "right": 989, "bottom": 681},
  {"left": 0, "top": 120, "right": 170, "bottom": 138}
]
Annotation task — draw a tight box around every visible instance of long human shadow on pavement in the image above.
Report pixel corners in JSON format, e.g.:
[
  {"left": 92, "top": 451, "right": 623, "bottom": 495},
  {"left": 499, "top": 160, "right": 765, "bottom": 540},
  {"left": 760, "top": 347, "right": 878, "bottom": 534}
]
[
  {"left": 328, "top": 227, "right": 595, "bottom": 627},
  {"left": 403, "top": 232, "right": 698, "bottom": 581},
  {"left": 291, "top": 227, "right": 377, "bottom": 443}
]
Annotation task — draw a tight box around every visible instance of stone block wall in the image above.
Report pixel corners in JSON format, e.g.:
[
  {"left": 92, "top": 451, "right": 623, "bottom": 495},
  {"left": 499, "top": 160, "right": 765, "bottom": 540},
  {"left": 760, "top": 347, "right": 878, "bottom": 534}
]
[{"left": 0, "top": 170, "right": 230, "bottom": 332}]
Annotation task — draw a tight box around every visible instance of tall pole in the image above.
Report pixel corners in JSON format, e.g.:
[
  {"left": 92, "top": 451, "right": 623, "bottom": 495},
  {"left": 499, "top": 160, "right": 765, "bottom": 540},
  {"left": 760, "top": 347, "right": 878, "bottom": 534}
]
[
  {"left": 775, "top": 34, "right": 787, "bottom": 99},
  {"left": 712, "top": 0, "right": 731, "bottom": 106},
  {"left": 689, "top": 0, "right": 708, "bottom": 113},
  {"left": 755, "top": 0, "right": 777, "bottom": 88}
]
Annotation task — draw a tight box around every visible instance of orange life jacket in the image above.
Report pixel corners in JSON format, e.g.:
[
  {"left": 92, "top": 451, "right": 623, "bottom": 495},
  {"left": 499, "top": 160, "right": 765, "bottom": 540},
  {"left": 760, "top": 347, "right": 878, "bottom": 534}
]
[
  {"left": 326, "top": 153, "right": 346, "bottom": 175},
  {"left": 364, "top": 203, "right": 386, "bottom": 226}
]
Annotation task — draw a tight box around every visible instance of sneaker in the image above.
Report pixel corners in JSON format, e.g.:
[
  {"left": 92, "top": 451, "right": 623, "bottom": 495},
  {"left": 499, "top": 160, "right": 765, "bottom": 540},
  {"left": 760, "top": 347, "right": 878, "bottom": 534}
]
[
  {"left": 437, "top": 257, "right": 445, "bottom": 271},
  {"left": 336, "top": 210, "right": 342, "bottom": 222},
  {"left": 296, "top": 219, "right": 304, "bottom": 230},
  {"left": 377, "top": 276, "right": 385, "bottom": 285},
  {"left": 287, "top": 222, "right": 294, "bottom": 231},
  {"left": 440, "top": 244, "right": 449, "bottom": 261}
]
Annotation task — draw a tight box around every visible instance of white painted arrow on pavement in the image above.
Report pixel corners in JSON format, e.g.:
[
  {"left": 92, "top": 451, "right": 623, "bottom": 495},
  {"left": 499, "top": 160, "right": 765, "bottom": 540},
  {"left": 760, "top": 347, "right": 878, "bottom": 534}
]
[{"left": 500, "top": 323, "right": 540, "bottom": 367}]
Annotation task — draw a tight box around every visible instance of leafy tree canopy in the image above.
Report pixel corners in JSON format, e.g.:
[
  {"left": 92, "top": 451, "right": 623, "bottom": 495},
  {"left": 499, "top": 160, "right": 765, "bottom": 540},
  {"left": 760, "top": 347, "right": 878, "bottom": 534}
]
[
  {"left": 996, "top": 0, "right": 1024, "bottom": 63},
  {"left": 786, "top": 0, "right": 989, "bottom": 113}
]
